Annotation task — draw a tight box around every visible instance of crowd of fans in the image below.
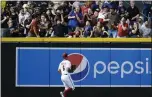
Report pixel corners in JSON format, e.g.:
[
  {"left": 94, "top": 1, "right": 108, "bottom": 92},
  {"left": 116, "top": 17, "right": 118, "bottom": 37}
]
[{"left": 1, "top": 1, "right": 152, "bottom": 38}]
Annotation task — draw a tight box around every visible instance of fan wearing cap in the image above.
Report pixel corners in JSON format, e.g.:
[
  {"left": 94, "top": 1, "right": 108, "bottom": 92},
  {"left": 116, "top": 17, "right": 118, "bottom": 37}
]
[
  {"left": 97, "top": 4, "right": 109, "bottom": 23},
  {"left": 140, "top": 19, "right": 152, "bottom": 38},
  {"left": 137, "top": 16, "right": 144, "bottom": 30},
  {"left": 117, "top": 1, "right": 126, "bottom": 18},
  {"left": 107, "top": 4, "right": 119, "bottom": 38},
  {"left": 58, "top": 53, "right": 75, "bottom": 97}
]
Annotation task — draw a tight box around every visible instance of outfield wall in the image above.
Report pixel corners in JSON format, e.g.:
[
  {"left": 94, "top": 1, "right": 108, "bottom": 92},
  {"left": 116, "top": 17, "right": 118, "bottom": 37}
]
[{"left": 1, "top": 38, "right": 152, "bottom": 97}]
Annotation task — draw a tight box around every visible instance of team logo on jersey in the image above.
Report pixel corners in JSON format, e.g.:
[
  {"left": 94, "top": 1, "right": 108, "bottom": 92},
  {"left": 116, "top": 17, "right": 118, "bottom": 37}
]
[{"left": 68, "top": 53, "right": 90, "bottom": 82}]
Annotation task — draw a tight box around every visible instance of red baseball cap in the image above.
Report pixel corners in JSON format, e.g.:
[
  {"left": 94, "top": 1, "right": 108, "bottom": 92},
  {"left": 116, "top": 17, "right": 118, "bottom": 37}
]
[{"left": 62, "top": 53, "right": 68, "bottom": 59}]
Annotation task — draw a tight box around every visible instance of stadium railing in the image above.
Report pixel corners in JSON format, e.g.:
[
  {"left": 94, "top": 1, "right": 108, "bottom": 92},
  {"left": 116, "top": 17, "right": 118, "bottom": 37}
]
[{"left": 1, "top": 38, "right": 152, "bottom": 43}]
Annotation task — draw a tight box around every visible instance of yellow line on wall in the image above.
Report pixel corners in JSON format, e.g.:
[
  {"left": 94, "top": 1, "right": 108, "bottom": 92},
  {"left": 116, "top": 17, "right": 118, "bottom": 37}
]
[{"left": 1, "top": 38, "right": 152, "bottom": 43}]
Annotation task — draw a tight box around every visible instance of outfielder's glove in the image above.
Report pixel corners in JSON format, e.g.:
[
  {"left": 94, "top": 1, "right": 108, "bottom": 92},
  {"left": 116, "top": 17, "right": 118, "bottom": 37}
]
[{"left": 69, "top": 65, "right": 76, "bottom": 73}]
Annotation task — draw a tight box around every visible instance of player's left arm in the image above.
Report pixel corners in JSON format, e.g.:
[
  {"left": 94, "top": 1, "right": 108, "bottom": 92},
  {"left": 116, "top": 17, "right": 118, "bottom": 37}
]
[
  {"left": 58, "top": 63, "right": 62, "bottom": 74},
  {"left": 67, "top": 61, "right": 72, "bottom": 72}
]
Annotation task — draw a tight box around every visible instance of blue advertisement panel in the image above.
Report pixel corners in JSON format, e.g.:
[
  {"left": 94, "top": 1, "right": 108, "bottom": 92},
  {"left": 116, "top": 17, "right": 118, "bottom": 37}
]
[{"left": 16, "top": 48, "right": 152, "bottom": 87}]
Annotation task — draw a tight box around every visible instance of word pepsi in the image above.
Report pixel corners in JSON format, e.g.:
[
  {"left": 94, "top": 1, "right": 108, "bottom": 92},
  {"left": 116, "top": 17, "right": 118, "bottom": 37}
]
[{"left": 94, "top": 58, "right": 150, "bottom": 78}]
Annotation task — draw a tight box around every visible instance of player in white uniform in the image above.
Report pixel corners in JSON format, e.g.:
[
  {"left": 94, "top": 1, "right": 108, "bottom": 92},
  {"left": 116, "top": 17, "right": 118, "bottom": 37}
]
[{"left": 58, "top": 53, "right": 75, "bottom": 97}]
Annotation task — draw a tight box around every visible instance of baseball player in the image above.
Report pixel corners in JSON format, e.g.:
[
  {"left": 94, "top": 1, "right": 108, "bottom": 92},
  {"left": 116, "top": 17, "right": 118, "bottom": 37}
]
[{"left": 58, "top": 53, "right": 75, "bottom": 97}]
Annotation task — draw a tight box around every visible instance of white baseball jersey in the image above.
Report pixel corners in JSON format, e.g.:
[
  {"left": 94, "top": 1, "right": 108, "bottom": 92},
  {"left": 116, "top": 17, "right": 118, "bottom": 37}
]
[
  {"left": 58, "top": 59, "right": 71, "bottom": 75},
  {"left": 58, "top": 59, "right": 75, "bottom": 90}
]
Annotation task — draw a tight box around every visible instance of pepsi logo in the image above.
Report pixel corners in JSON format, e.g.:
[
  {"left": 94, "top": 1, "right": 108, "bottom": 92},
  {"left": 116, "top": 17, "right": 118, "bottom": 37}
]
[{"left": 67, "top": 53, "right": 90, "bottom": 82}]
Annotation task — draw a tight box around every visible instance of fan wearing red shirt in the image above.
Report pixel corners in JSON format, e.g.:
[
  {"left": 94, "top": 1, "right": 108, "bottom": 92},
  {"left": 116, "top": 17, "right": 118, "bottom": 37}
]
[
  {"left": 117, "top": 17, "right": 128, "bottom": 37},
  {"left": 27, "top": 14, "right": 40, "bottom": 37}
]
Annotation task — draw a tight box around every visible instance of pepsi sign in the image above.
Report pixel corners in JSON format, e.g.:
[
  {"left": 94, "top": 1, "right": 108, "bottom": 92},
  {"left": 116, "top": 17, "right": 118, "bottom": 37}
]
[
  {"left": 68, "top": 53, "right": 90, "bottom": 82},
  {"left": 16, "top": 47, "right": 152, "bottom": 87}
]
